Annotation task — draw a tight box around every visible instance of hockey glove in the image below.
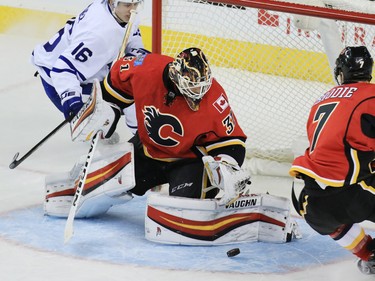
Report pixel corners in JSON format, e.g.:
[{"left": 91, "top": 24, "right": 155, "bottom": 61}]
[
  {"left": 203, "top": 154, "right": 251, "bottom": 206},
  {"left": 60, "top": 90, "right": 84, "bottom": 120}
]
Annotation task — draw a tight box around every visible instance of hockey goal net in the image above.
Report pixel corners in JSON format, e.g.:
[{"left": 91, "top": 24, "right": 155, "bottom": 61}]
[{"left": 152, "top": 0, "right": 375, "bottom": 176}]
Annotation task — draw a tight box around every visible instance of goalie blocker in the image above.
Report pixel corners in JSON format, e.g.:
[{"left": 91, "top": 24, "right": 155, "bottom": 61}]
[
  {"left": 145, "top": 193, "right": 301, "bottom": 245},
  {"left": 70, "top": 79, "right": 121, "bottom": 142}
]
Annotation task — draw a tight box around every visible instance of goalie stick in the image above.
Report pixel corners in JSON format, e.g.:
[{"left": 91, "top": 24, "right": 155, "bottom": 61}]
[
  {"left": 116, "top": 9, "right": 137, "bottom": 60},
  {"left": 64, "top": 9, "right": 138, "bottom": 243},
  {"left": 64, "top": 130, "right": 101, "bottom": 243}
]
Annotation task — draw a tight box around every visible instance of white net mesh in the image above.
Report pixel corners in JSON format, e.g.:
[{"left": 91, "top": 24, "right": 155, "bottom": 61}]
[{"left": 158, "top": 0, "right": 375, "bottom": 171}]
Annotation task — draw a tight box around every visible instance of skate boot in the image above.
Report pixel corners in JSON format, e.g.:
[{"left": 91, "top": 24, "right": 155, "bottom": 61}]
[{"left": 357, "top": 258, "right": 375, "bottom": 275}]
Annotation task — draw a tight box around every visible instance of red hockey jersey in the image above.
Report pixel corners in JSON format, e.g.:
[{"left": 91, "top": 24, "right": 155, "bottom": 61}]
[
  {"left": 290, "top": 82, "right": 375, "bottom": 187},
  {"left": 103, "top": 53, "right": 247, "bottom": 161}
]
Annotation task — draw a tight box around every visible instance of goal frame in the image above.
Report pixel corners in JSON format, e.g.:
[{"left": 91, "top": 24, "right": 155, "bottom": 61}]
[{"left": 152, "top": 0, "right": 375, "bottom": 54}]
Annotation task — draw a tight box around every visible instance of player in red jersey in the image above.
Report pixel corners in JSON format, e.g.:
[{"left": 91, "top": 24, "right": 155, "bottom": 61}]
[
  {"left": 289, "top": 46, "right": 375, "bottom": 274},
  {"left": 101, "top": 47, "right": 249, "bottom": 200},
  {"left": 44, "top": 47, "right": 250, "bottom": 220}
]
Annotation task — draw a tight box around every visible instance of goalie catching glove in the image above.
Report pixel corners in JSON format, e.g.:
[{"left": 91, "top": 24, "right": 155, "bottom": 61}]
[
  {"left": 202, "top": 154, "right": 251, "bottom": 206},
  {"left": 70, "top": 79, "right": 121, "bottom": 142}
]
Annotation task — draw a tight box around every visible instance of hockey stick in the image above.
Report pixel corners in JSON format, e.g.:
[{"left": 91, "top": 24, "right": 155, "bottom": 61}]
[
  {"left": 9, "top": 118, "right": 71, "bottom": 169},
  {"left": 64, "top": 130, "right": 101, "bottom": 243},
  {"left": 64, "top": 10, "right": 138, "bottom": 243},
  {"left": 116, "top": 9, "right": 137, "bottom": 60}
]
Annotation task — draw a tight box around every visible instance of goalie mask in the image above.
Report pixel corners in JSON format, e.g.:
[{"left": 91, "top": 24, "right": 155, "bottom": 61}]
[
  {"left": 169, "top": 48, "right": 213, "bottom": 111},
  {"left": 334, "top": 46, "right": 373, "bottom": 85}
]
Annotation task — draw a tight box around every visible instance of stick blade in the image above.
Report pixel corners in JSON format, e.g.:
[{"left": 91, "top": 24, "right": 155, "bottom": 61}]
[
  {"left": 9, "top": 152, "right": 19, "bottom": 169},
  {"left": 64, "top": 216, "right": 74, "bottom": 244}
]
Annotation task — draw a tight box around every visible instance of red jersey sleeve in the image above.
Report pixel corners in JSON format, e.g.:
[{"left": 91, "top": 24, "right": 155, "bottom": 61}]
[{"left": 102, "top": 56, "right": 138, "bottom": 107}]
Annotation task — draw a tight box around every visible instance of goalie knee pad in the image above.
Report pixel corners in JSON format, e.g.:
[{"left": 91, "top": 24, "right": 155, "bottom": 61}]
[{"left": 44, "top": 143, "right": 135, "bottom": 218}]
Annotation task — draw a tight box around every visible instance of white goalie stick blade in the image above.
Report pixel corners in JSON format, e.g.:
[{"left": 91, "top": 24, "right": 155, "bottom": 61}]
[{"left": 64, "top": 131, "right": 101, "bottom": 243}]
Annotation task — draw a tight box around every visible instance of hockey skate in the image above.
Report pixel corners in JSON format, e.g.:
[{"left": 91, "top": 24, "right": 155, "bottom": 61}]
[{"left": 357, "top": 257, "right": 375, "bottom": 274}]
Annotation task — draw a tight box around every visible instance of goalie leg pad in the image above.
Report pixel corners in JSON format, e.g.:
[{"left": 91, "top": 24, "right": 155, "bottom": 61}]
[
  {"left": 44, "top": 172, "right": 75, "bottom": 217},
  {"left": 145, "top": 192, "right": 301, "bottom": 245},
  {"left": 44, "top": 143, "right": 135, "bottom": 218},
  {"left": 76, "top": 191, "right": 133, "bottom": 218}
]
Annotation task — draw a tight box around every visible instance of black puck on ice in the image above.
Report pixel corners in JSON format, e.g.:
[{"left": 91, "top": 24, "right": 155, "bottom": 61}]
[{"left": 227, "top": 248, "right": 240, "bottom": 257}]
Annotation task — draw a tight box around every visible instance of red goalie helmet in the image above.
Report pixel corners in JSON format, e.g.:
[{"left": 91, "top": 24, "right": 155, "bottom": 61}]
[{"left": 169, "top": 47, "right": 213, "bottom": 111}]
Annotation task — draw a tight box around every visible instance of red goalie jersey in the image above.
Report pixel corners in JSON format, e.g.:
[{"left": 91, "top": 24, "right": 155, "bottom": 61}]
[{"left": 102, "top": 53, "right": 247, "bottom": 161}]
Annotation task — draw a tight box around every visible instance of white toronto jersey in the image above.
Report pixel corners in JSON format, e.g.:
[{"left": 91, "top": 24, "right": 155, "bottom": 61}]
[
  {"left": 31, "top": 0, "right": 143, "bottom": 97},
  {"left": 31, "top": 0, "right": 142, "bottom": 134}
]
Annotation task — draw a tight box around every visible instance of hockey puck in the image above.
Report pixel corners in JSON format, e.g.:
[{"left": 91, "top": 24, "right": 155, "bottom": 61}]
[{"left": 227, "top": 248, "right": 240, "bottom": 257}]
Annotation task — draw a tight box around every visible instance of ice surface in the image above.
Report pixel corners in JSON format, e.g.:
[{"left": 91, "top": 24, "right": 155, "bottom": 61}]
[{"left": 0, "top": 6, "right": 374, "bottom": 281}]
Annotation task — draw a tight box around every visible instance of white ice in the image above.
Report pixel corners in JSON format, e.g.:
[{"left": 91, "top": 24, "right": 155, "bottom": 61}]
[{"left": 1, "top": 2, "right": 375, "bottom": 281}]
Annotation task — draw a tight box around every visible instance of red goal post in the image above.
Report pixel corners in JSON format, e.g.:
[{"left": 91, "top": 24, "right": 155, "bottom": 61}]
[{"left": 151, "top": 0, "right": 375, "bottom": 176}]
